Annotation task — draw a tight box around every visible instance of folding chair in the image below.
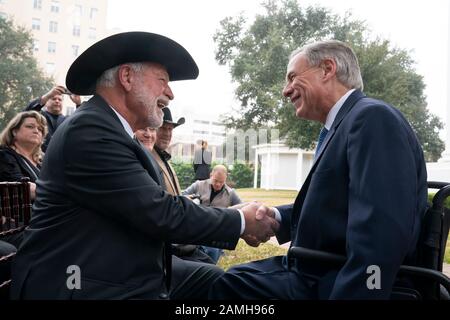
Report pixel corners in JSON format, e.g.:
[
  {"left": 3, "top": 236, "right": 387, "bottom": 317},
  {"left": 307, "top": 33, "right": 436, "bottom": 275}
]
[{"left": 0, "top": 179, "right": 32, "bottom": 299}]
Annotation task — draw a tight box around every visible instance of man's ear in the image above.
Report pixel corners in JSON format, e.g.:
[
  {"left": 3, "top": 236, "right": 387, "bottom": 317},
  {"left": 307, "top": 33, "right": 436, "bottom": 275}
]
[
  {"left": 320, "top": 58, "right": 337, "bottom": 81},
  {"left": 117, "top": 64, "right": 134, "bottom": 92}
]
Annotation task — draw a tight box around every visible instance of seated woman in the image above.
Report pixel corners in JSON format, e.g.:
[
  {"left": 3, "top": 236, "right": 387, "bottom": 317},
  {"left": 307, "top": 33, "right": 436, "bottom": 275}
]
[
  {"left": 0, "top": 111, "right": 47, "bottom": 200},
  {"left": 0, "top": 111, "right": 46, "bottom": 248}
]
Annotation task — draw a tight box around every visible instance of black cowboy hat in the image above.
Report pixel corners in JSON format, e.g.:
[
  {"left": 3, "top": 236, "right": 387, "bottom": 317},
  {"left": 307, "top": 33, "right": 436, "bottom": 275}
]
[
  {"left": 66, "top": 32, "right": 199, "bottom": 95},
  {"left": 162, "top": 107, "right": 185, "bottom": 128}
]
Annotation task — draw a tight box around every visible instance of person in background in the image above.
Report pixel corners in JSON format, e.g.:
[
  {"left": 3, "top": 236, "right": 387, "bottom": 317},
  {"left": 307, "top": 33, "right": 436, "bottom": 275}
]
[
  {"left": 25, "top": 85, "right": 81, "bottom": 152},
  {"left": 0, "top": 111, "right": 47, "bottom": 200},
  {"left": 150, "top": 107, "right": 185, "bottom": 195},
  {"left": 151, "top": 107, "right": 217, "bottom": 264},
  {"left": 0, "top": 111, "right": 47, "bottom": 248},
  {"left": 183, "top": 164, "right": 242, "bottom": 263},
  {"left": 193, "top": 139, "right": 212, "bottom": 181},
  {"left": 135, "top": 127, "right": 158, "bottom": 151}
]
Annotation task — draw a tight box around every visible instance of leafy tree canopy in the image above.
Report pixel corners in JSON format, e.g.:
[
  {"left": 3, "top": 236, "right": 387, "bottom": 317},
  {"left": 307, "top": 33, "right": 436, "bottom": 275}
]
[{"left": 0, "top": 17, "right": 52, "bottom": 129}]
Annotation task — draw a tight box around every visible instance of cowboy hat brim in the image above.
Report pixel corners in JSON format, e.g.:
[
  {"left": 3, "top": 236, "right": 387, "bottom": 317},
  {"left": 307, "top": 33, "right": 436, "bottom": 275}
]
[
  {"left": 164, "top": 117, "right": 185, "bottom": 128},
  {"left": 66, "top": 32, "right": 199, "bottom": 95}
]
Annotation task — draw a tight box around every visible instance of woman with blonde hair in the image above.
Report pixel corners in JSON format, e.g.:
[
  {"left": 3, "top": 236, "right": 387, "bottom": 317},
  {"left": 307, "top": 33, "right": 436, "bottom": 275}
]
[{"left": 0, "top": 111, "right": 47, "bottom": 200}]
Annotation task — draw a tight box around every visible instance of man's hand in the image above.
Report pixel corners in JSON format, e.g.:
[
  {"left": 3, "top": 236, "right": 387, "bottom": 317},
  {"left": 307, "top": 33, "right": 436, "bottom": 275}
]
[
  {"left": 241, "top": 202, "right": 279, "bottom": 247},
  {"left": 40, "top": 85, "right": 66, "bottom": 105}
]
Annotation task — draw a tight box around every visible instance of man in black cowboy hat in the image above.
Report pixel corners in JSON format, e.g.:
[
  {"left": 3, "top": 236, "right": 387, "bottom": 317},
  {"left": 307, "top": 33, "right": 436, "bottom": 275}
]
[
  {"left": 151, "top": 107, "right": 185, "bottom": 196},
  {"left": 10, "top": 32, "right": 278, "bottom": 299}
]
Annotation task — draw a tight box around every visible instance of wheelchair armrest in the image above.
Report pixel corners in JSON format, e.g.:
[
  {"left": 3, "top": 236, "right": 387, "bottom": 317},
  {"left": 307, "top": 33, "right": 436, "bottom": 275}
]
[{"left": 288, "top": 246, "right": 450, "bottom": 294}]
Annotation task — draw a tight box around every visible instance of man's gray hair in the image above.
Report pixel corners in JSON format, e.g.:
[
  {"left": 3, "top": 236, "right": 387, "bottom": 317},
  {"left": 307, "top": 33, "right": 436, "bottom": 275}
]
[
  {"left": 96, "top": 62, "right": 146, "bottom": 88},
  {"left": 290, "top": 40, "right": 364, "bottom": 90}
]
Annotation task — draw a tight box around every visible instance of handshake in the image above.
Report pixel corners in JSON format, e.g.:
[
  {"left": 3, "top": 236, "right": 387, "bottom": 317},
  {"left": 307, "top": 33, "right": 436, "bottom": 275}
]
[{"left": 234, "top": 202, "right": 280, "bottom": 247}]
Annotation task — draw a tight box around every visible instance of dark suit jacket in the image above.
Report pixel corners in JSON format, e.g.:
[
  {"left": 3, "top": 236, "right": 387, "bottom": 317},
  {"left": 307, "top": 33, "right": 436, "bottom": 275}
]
[
  {"left": 276, "top": 90, "right": 428, "bottom": 299},
  {"left": 11, "top": 95, "right": 241, "bottom": 299}
]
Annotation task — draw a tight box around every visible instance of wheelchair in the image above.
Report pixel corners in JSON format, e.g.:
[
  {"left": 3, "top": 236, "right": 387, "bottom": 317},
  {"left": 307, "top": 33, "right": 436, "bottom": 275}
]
[{"left": 288, "top": 181, "right": 450, "bottom": 300}]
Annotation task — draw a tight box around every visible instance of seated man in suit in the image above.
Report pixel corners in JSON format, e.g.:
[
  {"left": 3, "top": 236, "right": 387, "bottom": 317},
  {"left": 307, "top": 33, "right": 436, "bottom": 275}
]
[
  {"left": 11, "top": 32, "right": 278, "bottom": 300},
  {"left": 210, "top": 40, "right": 428, "bottom": 300}
]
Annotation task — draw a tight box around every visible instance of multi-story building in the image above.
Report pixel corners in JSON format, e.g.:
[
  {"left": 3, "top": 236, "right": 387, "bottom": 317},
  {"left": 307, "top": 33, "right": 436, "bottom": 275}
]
[
  {"left": 169, "top": 108, "right": 227, "bottom": 163},
  {"left": 0, "top": 0, "right": 108, "bottom": 114}
]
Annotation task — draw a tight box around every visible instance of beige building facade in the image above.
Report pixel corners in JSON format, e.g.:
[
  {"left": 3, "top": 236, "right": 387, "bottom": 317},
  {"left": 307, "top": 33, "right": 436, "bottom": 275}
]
[{"left": 0, "top": 0, "right": 108, "bottom": 113}]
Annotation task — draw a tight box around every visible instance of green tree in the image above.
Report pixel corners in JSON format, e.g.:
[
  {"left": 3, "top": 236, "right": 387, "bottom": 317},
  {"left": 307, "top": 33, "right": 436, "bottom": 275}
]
[
  {"left": 0, "top": 17, "right": 52, "bottom": 129},
  {"left": 214, "top": 0, "right": 444, "bottom": 161}
]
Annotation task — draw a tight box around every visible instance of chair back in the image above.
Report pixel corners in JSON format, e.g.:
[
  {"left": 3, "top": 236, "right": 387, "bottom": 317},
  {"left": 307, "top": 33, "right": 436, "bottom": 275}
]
[{"left": 0, "top": 179, "right": 31, "bottom": 298}]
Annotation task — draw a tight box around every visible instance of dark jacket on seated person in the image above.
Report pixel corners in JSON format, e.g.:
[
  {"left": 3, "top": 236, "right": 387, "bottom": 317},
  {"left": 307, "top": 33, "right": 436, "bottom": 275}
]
[{"left": 0, "top": 146, "right": 40, "bottom": 183}]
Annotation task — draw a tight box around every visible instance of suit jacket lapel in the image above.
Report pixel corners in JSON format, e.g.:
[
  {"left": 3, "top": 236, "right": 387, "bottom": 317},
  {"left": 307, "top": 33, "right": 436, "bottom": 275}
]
[{"left": 291, "top": 90, "right": 366, "bottom": 227}]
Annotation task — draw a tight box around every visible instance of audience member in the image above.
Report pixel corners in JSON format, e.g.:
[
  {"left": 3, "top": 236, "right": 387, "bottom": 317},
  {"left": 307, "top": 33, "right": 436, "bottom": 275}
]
[
  {"left": 135, "top": 127, "right": 157, "bottom": 151},
  {"left": 183, "top": 164, "right": 242, "bottom": 263},
  {"left": 151, "top": 107, "right": 216, "bottom": 264},
  {"left": 0, "top": 111, "right": 47, "bottom": 200},
  {"left": 25, "top": 85, "right": 81, "bottom": 151},
  {"left": 193, "top": 140, "right": 212, "bottom": 181}
]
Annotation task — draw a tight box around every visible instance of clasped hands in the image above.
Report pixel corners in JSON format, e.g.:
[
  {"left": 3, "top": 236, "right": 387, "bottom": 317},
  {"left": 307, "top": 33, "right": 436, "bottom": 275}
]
[{"left": 236, "top": 202, "right": 279, "bottom": 247}]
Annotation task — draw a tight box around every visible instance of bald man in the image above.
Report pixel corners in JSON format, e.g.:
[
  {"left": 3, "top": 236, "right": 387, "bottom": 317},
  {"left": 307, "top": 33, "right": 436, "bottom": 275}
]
[{"left": 183, "top": 165, "right": 242, "bottom": 262}]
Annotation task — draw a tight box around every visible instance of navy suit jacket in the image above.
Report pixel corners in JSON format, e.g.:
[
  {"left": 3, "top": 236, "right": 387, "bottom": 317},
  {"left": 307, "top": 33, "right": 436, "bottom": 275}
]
[
  {"left": 11, "top": 95, "right": 241, "bottom": 299},
  {"left": 276, "top": 90, "right": 428, "bottom": 299}
]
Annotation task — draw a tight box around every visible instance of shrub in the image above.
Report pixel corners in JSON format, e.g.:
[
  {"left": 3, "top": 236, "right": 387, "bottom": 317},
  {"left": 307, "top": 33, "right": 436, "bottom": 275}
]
[
  {"left": 172, "top": 162, "right": 195, "bottom": 190},
  {"left": 229, "top": 162, "right": 254, "bottom": 189}
]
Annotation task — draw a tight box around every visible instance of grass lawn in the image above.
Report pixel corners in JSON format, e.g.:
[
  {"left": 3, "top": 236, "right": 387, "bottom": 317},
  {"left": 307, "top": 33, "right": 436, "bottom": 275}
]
[
  {"left": 218, "top": 188, "right": 295, "bottom": 270},
  {"left": 218, "top": 188, "right": 450, "bottom": 270}
]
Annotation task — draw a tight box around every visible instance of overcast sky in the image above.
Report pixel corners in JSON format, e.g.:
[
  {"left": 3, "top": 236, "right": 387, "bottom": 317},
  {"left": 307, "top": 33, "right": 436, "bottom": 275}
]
[{"left": 107, "top": 0, "right": 449, "bottom": 131}]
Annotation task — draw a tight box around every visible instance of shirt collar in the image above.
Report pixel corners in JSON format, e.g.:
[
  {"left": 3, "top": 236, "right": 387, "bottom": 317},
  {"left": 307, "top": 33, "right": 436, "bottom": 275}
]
[
  {"left": 324, "top": 88, "right": 356, "bottom": 130},
  {"left": 109, "top": 106, "right": 134, "bottom": 138}
]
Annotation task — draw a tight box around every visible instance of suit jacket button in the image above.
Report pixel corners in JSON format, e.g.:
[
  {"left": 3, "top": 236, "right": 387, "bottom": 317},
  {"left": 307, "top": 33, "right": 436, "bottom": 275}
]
[{"left": 159, "top": 293, "right": 169, "bottom": 299}]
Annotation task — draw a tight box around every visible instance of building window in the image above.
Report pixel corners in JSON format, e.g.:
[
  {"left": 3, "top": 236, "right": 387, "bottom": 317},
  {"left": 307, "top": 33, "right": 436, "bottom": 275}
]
[
  {"left": 50, "top": 1, "right": 60, "bottom": 13},
  {"left": 49, "top": 21, "right": 58, "bottom": 33},
  {"left": 33, "top": 40, "right": 39, "bottom": 52},
  {"left": 88, "top": 27, "right": 96, "bottom": 40},
  {"left": 33, "top": 0, "right": 42, "bottom": 9},
  {"left": 194, "top": 120, "right": 209, "bottom": 125},
  {"left": 45, "top": 62, "right": 55, "bottom": 74},
  {"left": 74, "top": 4, "right": 82, "bottom": 16},
  {"left": 90, "top": 7, "right": 98, "bottom": 19},
  {"left": 31, "top": 18, "right": 40, "bottom": 30},
  {"left": 72, "top": 45, "right": 79, "bottom": 57},
  {"left": 193, "top": 130, "right": 209, "bottom": 135},
  {"left": 72, "top": 25, "right": 80, "bottom": 37},
  {"left": 48, "top": 41, "right": 56, "bottom": 53},
  {"left": 66, "top": 106, "right": 75, "bottom": 116}
]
